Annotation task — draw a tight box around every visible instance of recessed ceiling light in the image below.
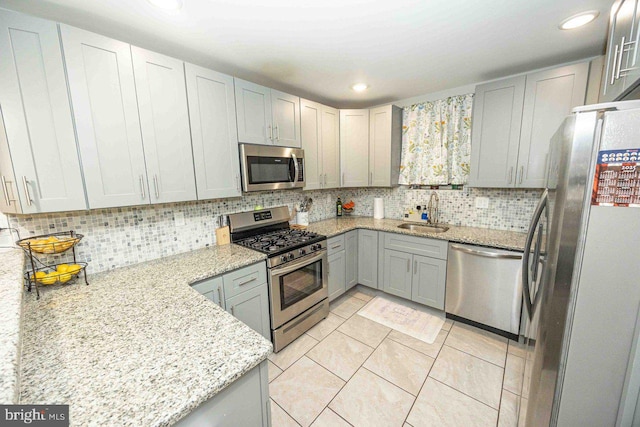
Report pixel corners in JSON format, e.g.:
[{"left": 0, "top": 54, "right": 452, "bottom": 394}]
[
  {"left": 351, "top": 83, "right": 369, "bottom": 92},
  {"left": 147, "top": 0, "right": 183, "bottom": 10},
  {"left": 559, "top": 11, "right": 599, "bottom": 30}
]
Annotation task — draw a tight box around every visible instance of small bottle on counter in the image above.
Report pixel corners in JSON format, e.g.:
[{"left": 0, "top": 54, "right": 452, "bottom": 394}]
[{"left": 336, "top": 197, "right": 343, "bottom": 217}]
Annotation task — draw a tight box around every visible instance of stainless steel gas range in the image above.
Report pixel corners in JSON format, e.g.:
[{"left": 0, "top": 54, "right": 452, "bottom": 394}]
[{"left": 228, "top": 206, "right": 329, "bottom": 352}]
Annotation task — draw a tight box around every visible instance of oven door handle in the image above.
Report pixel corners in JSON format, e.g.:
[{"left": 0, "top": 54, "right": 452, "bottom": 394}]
[{"left": 271, "top": 250, "right": 326, "bottom": 277}]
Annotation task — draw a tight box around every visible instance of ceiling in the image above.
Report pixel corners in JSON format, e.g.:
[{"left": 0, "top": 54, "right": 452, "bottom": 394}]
[{"left": 0, "top": 0, "right": 613, "bottom": 108}]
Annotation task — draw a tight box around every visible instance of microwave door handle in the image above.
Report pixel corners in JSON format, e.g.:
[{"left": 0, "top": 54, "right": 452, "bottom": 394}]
[
  {"left": 522, "top": 189, "right": 548, "bottom": 319},
  {"left": 291, "top": 153, "right": 300, "bottom": 184}
]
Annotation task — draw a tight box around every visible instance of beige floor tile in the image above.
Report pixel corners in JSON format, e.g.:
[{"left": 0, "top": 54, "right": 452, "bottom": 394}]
[
  {"left": 442, "top": 318, "right": 454, "bottom": 331},
  {"left": 337, "top": 314, "right": 391, "bottom": 348},
  {"left": 270, "top": 356, "right": 345, "bottom": 427},
  {"left": 498, "top": 390, "right": 519, "bottom": 427},
  {"left": 330, "top": 295, "right": 367, "bottom": 319},
  {"left": 444, "top": 323, "right": 508, "bottom": 367},
  {"left": 508, "top": 339, "right": 527, "bottom": 358},
  {"left": 519, "top": 397, "right": 529, "bottom": 425},
  {"left": 268, "top": 360, "right": 283, "bottom": 383},
  {"left": 306, "top": 313, "right": 346, "bottom": 341},
  {"left": 347, "top": 286, "right": 376, "bottom": 302},
  {"left": 307, "top": 330, "right": 374, "bottom": 381},
  {"left": 429, "top": 346, "right": 504, "bottom": 409},
  {"left": 268, "top": 334, "right": 319, "bottom": 370},
  {"left": 329, "top": 368, "right": 414, "bottom": 427},
  {"left": 364, "top": 339, "right": 434, "bottom": 395},
  {"left": 503, "top": 353, "right": 525, "bottom": 395},
  {"left": 406, "top": 378, "right": 498, "bottom": 427},
  {"left": 387, "top": 328, "right": 448, "bottom": 359},
  {"left": 310, "top": 408, "right": 351, "bottom": 427},
  {"left": 270, "top": 399, "right": 301, "bottom": 427}
]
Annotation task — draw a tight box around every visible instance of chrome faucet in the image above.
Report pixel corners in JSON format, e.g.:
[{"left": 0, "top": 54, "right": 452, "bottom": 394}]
[{"left": 428, "top": 191, "right": 439, "bottom": 224}]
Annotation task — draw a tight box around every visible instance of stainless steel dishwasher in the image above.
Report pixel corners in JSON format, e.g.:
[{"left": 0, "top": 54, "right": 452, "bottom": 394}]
[{"left": 445, "top": 243, "right": 523, "bottom": 335}]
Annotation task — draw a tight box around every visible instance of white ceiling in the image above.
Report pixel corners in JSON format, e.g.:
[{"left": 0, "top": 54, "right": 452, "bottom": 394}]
[{"left": 0, "top": 0, "right": 613, "bottom": 108}]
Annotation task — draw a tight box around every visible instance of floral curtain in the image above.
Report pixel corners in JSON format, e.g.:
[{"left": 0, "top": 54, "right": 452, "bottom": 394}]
[{"left": 399, "top": 94, "right": 473, "bottom": 185}]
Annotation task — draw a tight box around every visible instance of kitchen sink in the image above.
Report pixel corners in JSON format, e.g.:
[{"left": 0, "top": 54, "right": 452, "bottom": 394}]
[{"left": 397, "top": 223, "right": 449, "bottom": 233}]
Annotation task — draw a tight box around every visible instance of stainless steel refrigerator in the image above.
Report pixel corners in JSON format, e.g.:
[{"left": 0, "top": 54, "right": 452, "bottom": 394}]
[{"left": 518, "top": 100, "right": 640, "bottom": 426}]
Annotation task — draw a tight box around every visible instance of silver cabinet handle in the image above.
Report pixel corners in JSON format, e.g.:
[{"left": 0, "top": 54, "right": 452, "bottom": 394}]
[
  {"left": 406, "top": 258, "right": 410, "bottom": 272},
  {"left": 238, "top": 277, "right": 257, "bottom": 286},
  {"left": 230, "top": 305, "right": 235, "bottom": 315},
  {"left": 217, "top": 287, "right": 223, "bottom": 307},
  {"left": 236, "top": 175, "right": 240, "bottom": 192},
  {"left": 508, "top": 167, "right": 514, "bottom": 184},
  {"left": 616, "top": 36, "right": 626, "bottom": 80},
  {"left": 139, "top": 175, "right": 146, "bottom": 200},
  {"left": 370, "top": 171, "right": 373, "bottom": 186},
  {"left": 331, "top": 244, "right": 341, "bottom": 249},
  {"left": 319, "top": 174, "right": 323, "bottom": 188},
  {"left": 267, "top": 125, "right": 273, "bottom": 141},
  {"left": 22, "top": 176, "right": 32, "bottom": 206},
  {"left": 1, "top": 176, "right": 11, "bottom": 206},
  {"left": 519, "top": 166, "right": 524, "bottom": 184},
  {"left": 153, "top": 175, "right": 159, "bottom": 199},
  {"left": 611, "top": 44, "right": 619, "bottom": 85},
  {"left": 414, "top": 260, "right": 417, "bottom": 274},
  {"left": 342, "top": 173, "right": 345, "bottom": 187},
  {"left": 275, "top": 124, "right": 280, "bottom": 141}
]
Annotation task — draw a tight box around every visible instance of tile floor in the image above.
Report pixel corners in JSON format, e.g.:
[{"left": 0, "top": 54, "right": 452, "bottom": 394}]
[{"left": 267, "top": 286, "right": 526, "bottom": 427}]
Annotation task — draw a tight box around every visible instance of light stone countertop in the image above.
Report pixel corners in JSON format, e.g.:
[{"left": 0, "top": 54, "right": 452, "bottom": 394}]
[
  {"left": 307, "top": 216, "right": 527, "bottom": 251},
  {"left": 19, "top": 244, "right": 271, "bottom": 427},
  {"left": 0, "top": 249, "right": 25, "bottom": 404}
]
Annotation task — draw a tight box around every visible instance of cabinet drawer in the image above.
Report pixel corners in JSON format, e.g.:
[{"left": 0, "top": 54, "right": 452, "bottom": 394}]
[
  {"left": 327, "top": 234, "right": 345, "bottom": 255},
  {"left": 223, "top": 262, "right": 267, "bottom": 298},
  {"left": 384, "top": 232, "right": 448, "bottom": 260}
]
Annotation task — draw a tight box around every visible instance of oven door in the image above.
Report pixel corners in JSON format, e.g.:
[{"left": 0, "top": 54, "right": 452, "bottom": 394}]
[
  {"left": 269, "top": 250, "right": 328, "bottom": 329},
  {"left": 240, "top": 144, "right": 304, "bottom": 192}
]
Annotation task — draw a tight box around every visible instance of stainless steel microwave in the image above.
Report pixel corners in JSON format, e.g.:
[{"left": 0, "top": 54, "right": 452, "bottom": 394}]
[{"left": 239, "top": 144, "right": 305, "bottom": 192}]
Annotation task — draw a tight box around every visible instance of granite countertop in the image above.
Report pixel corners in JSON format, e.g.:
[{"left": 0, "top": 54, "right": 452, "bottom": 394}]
[
  {"left": 307, "top": 216, "right": 527, "bottom": 251},
  {"left": 0, "top": 249, "right": 25, "bottom": 404},
  {"left": 19, "top": 244, "right": 271, "bottom": 427}
]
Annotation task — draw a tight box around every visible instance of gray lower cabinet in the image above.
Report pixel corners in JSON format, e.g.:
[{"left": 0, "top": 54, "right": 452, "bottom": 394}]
[
  {"left": 174, "top": 360, "right": 270, "bottom": 427},
  {"left": 328, "top": 250, "right": 346, "bottom": 301},
  {"left": 412, "top": 255, "right": 447, "bottom": 310},
  {"left": 358, "top": 229, "right": 379, "bottom": 288},
  {"left": 226, "top": 286, "right": 270, "bottom": 341},
  {"left": 190, "top": 276, "right": 224, "bottom": 307},
  {"left": 382, "top": 249, "right": 413, "bottom": 299},
  {"left": 345, "top": 230, "right": 358, "bottom": 290}
]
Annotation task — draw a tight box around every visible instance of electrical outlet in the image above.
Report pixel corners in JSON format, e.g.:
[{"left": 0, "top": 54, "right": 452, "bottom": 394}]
[
  {"left": 475, "top": 197, "right": 490, "bottom": 209},
  {"left": 174, "top": 212, "right": 185, "bottom": 226}
]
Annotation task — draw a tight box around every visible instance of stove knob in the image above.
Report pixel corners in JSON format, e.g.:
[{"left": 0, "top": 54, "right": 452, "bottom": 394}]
[
  {"left": 280, "top": 255, "right": 287, "bottom": 263},
  {"left": 288, "top": 253, "right": 295, "bottom": 261},
  {"left": 299, "top": 248, "right": 306, "bottom": 256}
]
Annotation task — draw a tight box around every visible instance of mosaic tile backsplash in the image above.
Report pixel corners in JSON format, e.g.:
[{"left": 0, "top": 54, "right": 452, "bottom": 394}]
[{"left": 2, "top": 186, "right": 541, "bottom": 273}]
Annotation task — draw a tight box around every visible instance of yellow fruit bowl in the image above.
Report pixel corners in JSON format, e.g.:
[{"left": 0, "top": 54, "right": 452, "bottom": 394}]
[
  {"left": 26, "top": 262, "right": 87, "bottom": 286},
  {"left": 17, "top": 232, "right": 83, "bottom": 254}
]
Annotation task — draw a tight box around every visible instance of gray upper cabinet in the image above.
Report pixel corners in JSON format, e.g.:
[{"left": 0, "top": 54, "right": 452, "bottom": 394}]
[
  {"left": 61, "top": 25, "right": 149, "bottom": 209},
  {"left": 340, "top": 109, "right": 370, "bottom": 187},
  {"left": 131, "top": 47, "right": 196, "bottom": 204},
  {"left": 234, "top": 79, "right": 300, "bottom": 147},
  {"left": 469, "top": 76, "right": 526, "bottom": 188},
  {"left": 301, "top": 99, "right": 340, "bottom": 190},
  {"left": 358, "top": 229, "right": 379, "bottom": 288},
  {"left": 185, "top": 63, "right": 241, "bottom": 200},
  {"left": 0, "top": 11, "right": 86, "bottom": 213},
  {"left": 518, "top": 63, "right": 588, "bottom": 187},
  {"left": 601, "top": 0, "right": 639, "bottom": 102},
  {"left": 470, "top": 62, "right": 588, "bottom": 188},
  {"left": 345, "top": 230, "right": 358, "bottom": 290},
  {"left": 382, "top": 249, "right": 413, "bottom": 299},
  {"left": 369, "top": 105, "right": 402, "bottom": 187}
]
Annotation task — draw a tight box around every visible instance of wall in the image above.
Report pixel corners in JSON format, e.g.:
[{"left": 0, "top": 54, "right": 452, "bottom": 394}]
[{"left": 5, "top": 186, "right": 540, "bottom": 274}]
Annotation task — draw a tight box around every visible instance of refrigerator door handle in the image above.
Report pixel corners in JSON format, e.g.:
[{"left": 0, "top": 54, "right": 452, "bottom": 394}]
[{"left": 522, "top": 188, "right": 548, "bottom": 318}]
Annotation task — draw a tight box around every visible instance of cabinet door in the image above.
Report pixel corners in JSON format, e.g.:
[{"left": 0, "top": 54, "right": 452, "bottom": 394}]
[
  {"left": 185, "top": 63, "right": 241, "bottom": 200},
  {"left": 300, "top": 99, "right": 322, "bottom": 190},
  {"left": 0, "top": 11, "right": 86, "bottom": 213},
  {"left": 345, "top": 230, "right": 358, "bottom": 290},
  {"left": 234, "top": 79, "right": 272, "bottom": 145},
  {"left": 517, "top": 63, "right": 588, "bottom": 188},
  {"left": 321, "top": 105, "right": 341, "bottom": 189},
  {"left": 226, "top": 285, "right": 271, "bottom": 341},
  {"left": 328, "top": 250, "right": 346, "bottom": 301},
  {"left": 412, "top": 255, "right": 446, "bottom": 310},
  {"left": 132, "top": 47, "right": 196, "bottom": 203},
  {"left": 61, "top": 25, "right": 149, "bottom": 209},
  {"left": 0, "top": 112, "right": 19, "bottom": 213},
  {"left": 271, "top": 89, "right": 301, "bottom": 148},
  {"left": 191, "top": 276, "right": 225, "bottom": 308},
  {"left": 469, "top": 76, "right": 525, "bottom": 188},
  {"left": 601, "top": 0, "right": 637, "bottom": 102},
  {"left": 340, "top": 109, "right": 369, "bottom": 187},
  {"left": 358, "top": 229, "right": 378, "bottom": 288},
  {"left": 382, "top": 249, "right": 413, "bottom": 299}
]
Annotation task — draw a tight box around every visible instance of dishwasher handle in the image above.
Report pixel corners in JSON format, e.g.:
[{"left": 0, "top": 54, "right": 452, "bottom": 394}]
[{"left": 449, "top": 244, "right": 522, "bottom": 260}]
